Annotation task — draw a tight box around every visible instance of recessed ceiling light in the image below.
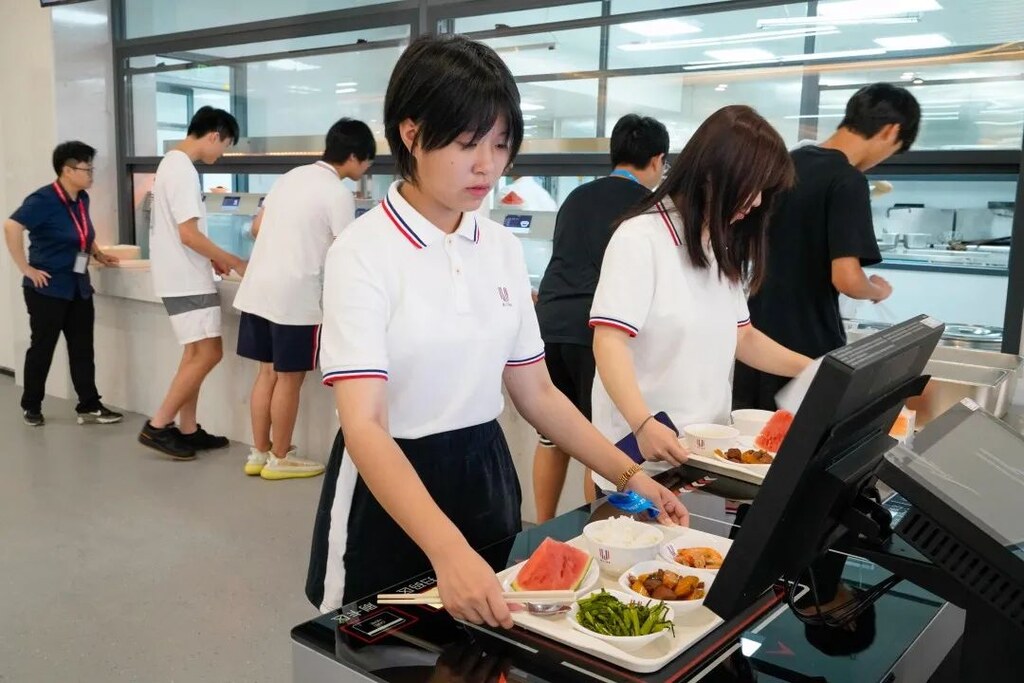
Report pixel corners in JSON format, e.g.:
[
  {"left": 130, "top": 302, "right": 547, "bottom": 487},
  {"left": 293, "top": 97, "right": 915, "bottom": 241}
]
[
  {"left": 621, "top": 19, "right": 702, "bottom": 37},
  {"left": 705, "top": 48, "right": 775, "bottom": 62},
  {"left": 619, "top": 27, "right": 835, "bottom": 52},
  {"left": 520, "top": 102, "right": 546, "bottom": 112},
  {"left": 335, "top": 81, "right": 358, "bottom": 87},
  {"left": 818, "top": 0, "right": 942, "bottom": 18},
  {"left": 874, "top": 33, "right": 952, "bottom": 49},
  {"left": 757, "top": 15, "right": 920, "bottom": 28},
  {"left": 912, "top": 78, "right": 926, "bottom": 84},
  {"left": 267, "top": 59, "right": 321, "bottom": 72},
  {"left": 335, "top": 88, "right": 357, "bottom": 94},
  {"left": 684, "top": 48, "right": 886, "bottom": 70}
]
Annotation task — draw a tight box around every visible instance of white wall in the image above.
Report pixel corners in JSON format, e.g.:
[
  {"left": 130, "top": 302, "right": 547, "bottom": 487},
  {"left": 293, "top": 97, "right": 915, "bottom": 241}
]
[
  {"left": 0, "top": 1, "right": 59, "bottom": 377},
  {"left": 0, "top": 0, "right": 117, "bottom": 388}
]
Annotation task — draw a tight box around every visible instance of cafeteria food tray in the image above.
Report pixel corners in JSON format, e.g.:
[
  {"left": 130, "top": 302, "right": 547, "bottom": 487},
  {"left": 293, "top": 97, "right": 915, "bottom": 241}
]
[
  {"left": 496, "top": 527, "right": 733, "bottom": 673},
  {"left": 682, "top": 436, "right": 775, "bottom": 486}
]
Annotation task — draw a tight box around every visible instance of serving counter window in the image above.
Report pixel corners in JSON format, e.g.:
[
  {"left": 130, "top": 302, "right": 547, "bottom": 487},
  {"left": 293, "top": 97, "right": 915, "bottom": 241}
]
[{"left": 845, "top": 174, "right": 1017, "bottom": 347}]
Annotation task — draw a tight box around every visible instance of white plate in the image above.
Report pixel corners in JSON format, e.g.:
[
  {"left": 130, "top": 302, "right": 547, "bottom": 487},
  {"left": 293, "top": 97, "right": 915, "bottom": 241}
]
[
  {"left": 616, "top": 561, "right": 716, "bottom": 613},
  {"left": 659, "top": 530, "right": 733, "bottom": 571},
  {"left": 567, "top": 589, "right": 675, "bottom": 652},
  {"left": 709, "top": 436, "right": 775, "bottom": 470},
  {"left": 501, "top": 554, "right": 600, "bottom": 597}
]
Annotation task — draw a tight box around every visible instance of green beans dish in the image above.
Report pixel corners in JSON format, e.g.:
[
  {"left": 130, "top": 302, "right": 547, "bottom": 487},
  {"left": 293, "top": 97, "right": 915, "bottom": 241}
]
[{"left": 574, "top": 589, "right": 675, "bottom": 638}]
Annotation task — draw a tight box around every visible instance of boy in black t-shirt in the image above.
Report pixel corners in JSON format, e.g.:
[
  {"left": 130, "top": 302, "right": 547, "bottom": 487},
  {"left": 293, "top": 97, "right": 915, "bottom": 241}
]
[
  {"left": 734, "top": 84, "right": 921, "bottom": 410},
  {"left": 532, "top": 114, "right": 669, "bottom": 522}
]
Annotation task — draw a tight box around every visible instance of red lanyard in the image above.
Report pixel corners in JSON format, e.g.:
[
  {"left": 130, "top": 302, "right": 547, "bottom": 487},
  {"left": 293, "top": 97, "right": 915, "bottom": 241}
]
[{"left": 52, "top": 181, "right": 90, "bottom": 252}]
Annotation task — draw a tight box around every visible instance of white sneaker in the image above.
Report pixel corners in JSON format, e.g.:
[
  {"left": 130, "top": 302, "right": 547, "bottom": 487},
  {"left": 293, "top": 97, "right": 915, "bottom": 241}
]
[
  {"left": 260, "top": 448, "right": 325, "bottom": 481},
  {"left": 245, "top": 447, "right": 269, "bottom": 476}
]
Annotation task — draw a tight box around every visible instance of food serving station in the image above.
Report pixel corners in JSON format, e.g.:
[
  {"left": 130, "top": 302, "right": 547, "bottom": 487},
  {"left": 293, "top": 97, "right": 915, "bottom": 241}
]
[{"left": 292, "top": 317, "right": 1023, "bottom": 682}]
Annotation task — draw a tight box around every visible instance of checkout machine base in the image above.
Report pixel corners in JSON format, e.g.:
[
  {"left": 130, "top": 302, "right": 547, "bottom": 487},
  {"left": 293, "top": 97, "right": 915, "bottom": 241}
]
[{"left": 291, "top": 580, "right": 964, "bottom": 683}]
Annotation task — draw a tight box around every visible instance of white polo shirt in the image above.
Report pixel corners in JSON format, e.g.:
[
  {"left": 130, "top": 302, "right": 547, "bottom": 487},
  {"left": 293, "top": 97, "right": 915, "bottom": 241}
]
[
  {"left": 150, "top": 150, "right": 216, "bottom": 298},
  {"left": 589, "top": 198, "right": 750, "bottom": 490},
  {"left": 233, "top": 161, "right": 356, "bottom": 325},
  {"left": 316, "top": 181, "right": 544, "bottom": 611},
  {"left": 320, "top": 181, "right": 544, "bottom": 437}
]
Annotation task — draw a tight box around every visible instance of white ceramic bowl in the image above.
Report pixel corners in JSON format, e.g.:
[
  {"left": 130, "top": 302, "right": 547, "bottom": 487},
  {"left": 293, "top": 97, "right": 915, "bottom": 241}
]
[
  {"left": 659, "top": 530, "right": 733, "bottom": 572},
  {"left": 567, "top": 589, "right": 675, "bottom": 652},
  {"left": 617, "top": 560, "right": 716, "bottom": 613},
  {"left": 582, "top": 518, "right": 663, "bottom": 577},
  {"left": 730, "top": 409, "right": 775, "bottom": 436},
  {"left": 682, "top": 423, "right": 740, "bottom": 457}
]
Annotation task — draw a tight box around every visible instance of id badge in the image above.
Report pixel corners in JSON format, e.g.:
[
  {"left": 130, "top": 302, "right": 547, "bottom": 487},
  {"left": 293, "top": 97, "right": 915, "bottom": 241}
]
[{"left": 74, "top": 251, "right": 90, "bottom": 274}]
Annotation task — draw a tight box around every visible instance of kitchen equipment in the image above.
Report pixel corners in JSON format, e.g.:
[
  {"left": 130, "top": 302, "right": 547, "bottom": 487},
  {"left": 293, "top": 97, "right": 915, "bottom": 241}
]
[
  {"left": 903, "top": 233, "right": 934, "bottom": 249},
  {"left": 884, "top": 205, "right": 954, "bottom": 240},
  {"left": 876, "top": 232, "right": 900, "bottom": 251},
  {"left": 940, "top": 324, "right": 1003, "bottom": 351},
  {"left": 906, "top": 359, "right": 1020, "bottom": 425}
]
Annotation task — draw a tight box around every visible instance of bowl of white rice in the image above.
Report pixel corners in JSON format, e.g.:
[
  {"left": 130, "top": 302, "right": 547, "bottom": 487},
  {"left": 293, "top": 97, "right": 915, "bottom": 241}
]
[{"left": 582, "top": 516, "right": 664, "bottom": 576}]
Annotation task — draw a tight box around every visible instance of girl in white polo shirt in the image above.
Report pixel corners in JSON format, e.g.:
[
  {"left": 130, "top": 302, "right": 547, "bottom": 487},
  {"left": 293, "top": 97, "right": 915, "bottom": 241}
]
[
  {"left": 590, "top": 106, "right": 813, "bottom": 491},
  {"left": 307, "top": 35, "right": 687, "bottom": 627}
]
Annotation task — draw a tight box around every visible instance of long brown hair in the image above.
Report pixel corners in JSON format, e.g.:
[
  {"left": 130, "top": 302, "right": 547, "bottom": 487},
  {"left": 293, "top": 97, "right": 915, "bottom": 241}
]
[{"left": 624, "top": 105, "right": 794, "bottom": 293}]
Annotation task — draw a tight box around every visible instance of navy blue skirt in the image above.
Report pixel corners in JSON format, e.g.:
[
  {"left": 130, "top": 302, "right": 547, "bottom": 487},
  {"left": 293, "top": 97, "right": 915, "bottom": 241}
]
[{"left": 306, "top": 420, "right": 522, "bottom": 610}]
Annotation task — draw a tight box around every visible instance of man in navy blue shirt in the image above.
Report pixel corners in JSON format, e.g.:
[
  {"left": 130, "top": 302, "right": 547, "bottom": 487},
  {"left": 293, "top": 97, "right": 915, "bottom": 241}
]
[{"left": 3, "top": 141, "right": 123, "bottom": 426}]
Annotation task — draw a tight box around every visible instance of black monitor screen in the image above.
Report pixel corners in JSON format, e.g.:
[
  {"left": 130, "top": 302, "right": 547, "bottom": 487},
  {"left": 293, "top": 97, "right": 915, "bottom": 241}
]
[{"left": 704, "top": 315, "right": 943, "bottom": 619}]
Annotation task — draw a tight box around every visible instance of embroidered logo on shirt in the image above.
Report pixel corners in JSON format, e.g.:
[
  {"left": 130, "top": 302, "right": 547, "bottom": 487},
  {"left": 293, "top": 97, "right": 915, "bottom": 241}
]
[{"left": 498, "top": 286, "right": 512, "bottom": 307}]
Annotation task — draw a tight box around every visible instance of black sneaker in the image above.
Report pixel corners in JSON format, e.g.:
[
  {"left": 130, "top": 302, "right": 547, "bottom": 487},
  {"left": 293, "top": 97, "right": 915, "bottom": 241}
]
[
  {"left": 23, "top": 410, "right": 45, "bottom": 427},
  {"left": 138, "top": 421, "right": 196, "bottom": 460},
  {"left": 179, "top": 424, "right": 230, "bottom": 450},
  {"left": 77, "top": 404, "right": 124, "bottom": 425}
]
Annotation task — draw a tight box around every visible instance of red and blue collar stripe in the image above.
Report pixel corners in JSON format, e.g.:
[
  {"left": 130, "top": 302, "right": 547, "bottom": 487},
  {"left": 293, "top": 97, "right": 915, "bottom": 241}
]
[
  {"left": 656, "top": 202, "right": 682, "bottom": 247},
  {"left": 382, "top": 195, "right": 428, "bottom": 249}
]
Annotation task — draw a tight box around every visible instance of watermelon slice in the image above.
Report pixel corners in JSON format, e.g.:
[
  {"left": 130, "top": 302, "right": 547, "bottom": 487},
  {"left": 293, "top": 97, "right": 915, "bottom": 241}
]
[
  {"left": 755, "top": 410, "right": 794, "bottom": 452},
  {"left": 512, "top": 537, "right": 592, "bottom": 592}
]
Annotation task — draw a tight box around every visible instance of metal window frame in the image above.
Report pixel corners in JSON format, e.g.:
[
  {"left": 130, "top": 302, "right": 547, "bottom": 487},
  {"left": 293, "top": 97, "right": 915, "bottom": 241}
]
[{"left": 112, "top": 0, "right": 1024, "bottom": 351}]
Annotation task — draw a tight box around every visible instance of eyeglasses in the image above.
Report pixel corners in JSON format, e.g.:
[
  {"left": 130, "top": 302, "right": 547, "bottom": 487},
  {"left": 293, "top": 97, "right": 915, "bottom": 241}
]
[{"left": 68, "top": 165, "right": 95, "bottom": 174}]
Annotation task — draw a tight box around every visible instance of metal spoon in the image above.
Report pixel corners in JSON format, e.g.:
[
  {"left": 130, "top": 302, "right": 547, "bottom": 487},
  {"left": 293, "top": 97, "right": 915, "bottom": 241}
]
[{"left": 526, "top": 602, "right": 571, "bottom": 616}]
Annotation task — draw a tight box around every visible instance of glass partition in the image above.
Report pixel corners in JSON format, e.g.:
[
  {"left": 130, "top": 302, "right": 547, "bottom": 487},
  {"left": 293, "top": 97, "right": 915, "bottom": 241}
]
[{"left": 124, "top": 0, "right": 394, "bottom": 38}]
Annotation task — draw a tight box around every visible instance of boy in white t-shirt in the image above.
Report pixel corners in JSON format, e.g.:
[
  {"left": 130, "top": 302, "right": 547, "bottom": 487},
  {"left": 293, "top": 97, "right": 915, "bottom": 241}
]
[
  {"left": 233, "top": 118, "right": 376, "bottom": 480},
  {"left": 138, "top": 106, "right": 245, "bottom": 460}
]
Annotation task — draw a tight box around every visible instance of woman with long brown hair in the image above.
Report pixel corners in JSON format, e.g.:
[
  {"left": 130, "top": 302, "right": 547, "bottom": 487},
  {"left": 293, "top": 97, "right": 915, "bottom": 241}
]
[{"left": 588, "top": 105, "right": 812, "bottom": 489}]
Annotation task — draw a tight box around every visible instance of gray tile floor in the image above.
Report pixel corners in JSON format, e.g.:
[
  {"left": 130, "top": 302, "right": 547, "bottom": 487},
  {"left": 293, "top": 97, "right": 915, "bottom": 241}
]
[{"left": 0, "top": 376, "right": 323, "bottom": 682}]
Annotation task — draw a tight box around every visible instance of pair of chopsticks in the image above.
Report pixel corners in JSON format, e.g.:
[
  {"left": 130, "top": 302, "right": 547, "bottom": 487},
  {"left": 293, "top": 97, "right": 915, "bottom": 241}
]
[{"left": 377, "top": 589, "right": 576, "bottom": 606}]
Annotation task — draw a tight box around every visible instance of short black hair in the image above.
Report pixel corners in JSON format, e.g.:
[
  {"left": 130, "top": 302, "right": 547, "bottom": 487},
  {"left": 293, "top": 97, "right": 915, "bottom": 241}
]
[
  {"left": 186, "top": 106, "right": 240, "bottom": 144},
  {"left": 323, "top": 118, "right": 376, "bottom": 164},
  {"left": 52, "top": 140, "right": 96, "bottom": 176},
  {"left": 610, "top": 114, "right": 670, "bottom": 168},
  {"left": 839, "top": 83, "right": 921, "bottom": 152},
  {"left": 384, "top": 35, "right": 523, "bottom": 181}
]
